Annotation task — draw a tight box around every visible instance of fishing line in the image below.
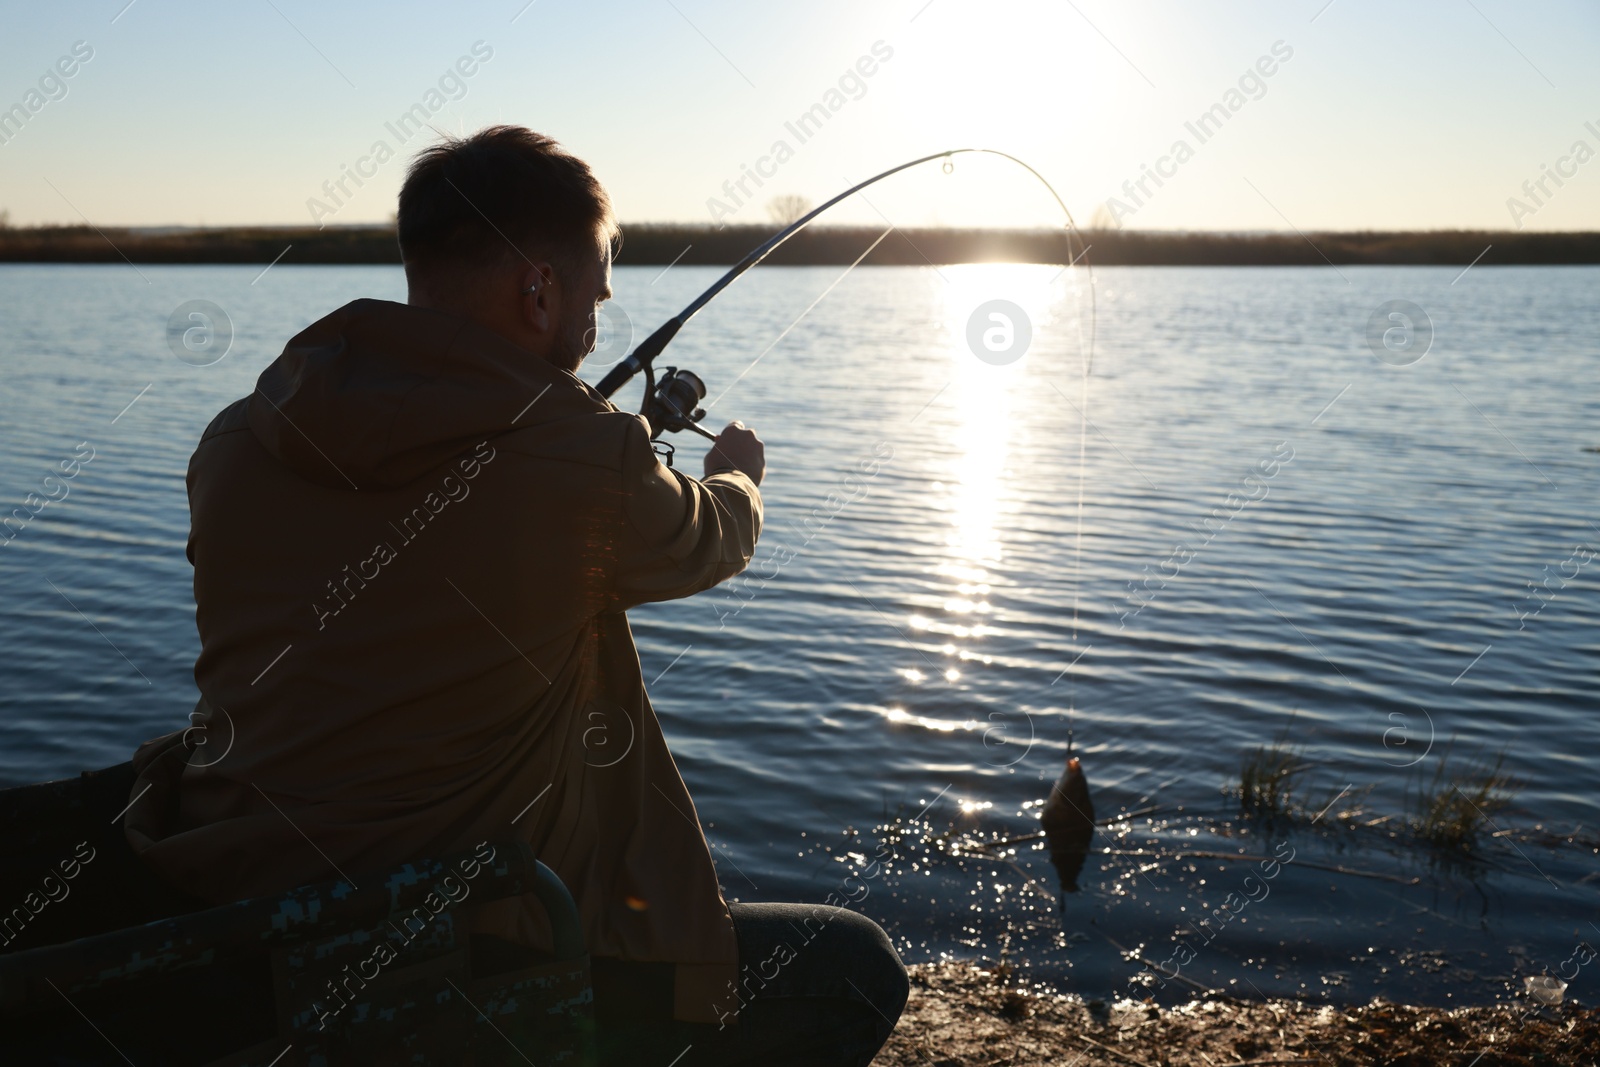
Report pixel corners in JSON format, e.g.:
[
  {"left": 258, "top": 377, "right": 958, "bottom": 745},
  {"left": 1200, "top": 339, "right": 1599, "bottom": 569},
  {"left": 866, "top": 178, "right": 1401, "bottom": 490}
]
[{"left": 597, "top": 147, "right": 1098, "bottom": 749}]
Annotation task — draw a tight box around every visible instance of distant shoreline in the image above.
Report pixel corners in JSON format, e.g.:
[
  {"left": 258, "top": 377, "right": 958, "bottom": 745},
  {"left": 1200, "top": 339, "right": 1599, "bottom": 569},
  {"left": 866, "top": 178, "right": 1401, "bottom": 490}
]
[{"left": 2, "top": 224, "right": 1598, "bottom": 267}]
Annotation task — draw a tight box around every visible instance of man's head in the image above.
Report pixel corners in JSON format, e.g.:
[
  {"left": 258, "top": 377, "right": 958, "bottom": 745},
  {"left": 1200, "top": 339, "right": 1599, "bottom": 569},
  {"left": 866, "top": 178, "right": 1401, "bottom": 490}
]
[{"left": 398, "top": 126, "right": 618, "bottom": 373}]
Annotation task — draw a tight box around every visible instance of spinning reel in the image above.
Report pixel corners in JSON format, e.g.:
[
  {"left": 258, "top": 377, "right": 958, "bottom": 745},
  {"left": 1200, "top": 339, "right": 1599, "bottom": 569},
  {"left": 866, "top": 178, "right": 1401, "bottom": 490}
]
[{"left": 640, "top": 364, "right": 712, "bottom": 466}]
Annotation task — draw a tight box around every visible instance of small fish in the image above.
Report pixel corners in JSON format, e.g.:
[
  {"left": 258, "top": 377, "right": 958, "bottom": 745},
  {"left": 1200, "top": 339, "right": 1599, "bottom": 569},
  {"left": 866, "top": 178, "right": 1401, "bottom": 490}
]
[{"left": 1039, "top": 750, "right": 1095, "bottom": 897}]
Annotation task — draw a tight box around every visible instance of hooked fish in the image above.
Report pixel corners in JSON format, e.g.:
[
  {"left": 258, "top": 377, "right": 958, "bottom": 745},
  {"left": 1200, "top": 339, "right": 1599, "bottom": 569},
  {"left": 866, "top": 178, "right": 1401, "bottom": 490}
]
[{"left": 1039, "top": 749, "right": 1095, "bottom": 896}]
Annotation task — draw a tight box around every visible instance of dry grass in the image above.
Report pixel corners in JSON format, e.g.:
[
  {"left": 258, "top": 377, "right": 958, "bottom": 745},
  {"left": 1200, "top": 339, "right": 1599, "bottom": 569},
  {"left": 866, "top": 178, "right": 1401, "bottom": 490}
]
[{"left": 878, "top": 961, "right": 1598, "bottom": 1067}]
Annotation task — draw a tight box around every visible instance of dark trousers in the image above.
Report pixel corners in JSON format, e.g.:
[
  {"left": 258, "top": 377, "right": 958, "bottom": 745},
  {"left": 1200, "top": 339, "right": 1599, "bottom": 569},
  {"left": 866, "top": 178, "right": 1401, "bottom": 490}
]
[
  {"left": 594, "top": 902, "right": 910, "bottom": 1066},
  {"left": 3, "top": 793, "right": 909, "bottom": 1067}
]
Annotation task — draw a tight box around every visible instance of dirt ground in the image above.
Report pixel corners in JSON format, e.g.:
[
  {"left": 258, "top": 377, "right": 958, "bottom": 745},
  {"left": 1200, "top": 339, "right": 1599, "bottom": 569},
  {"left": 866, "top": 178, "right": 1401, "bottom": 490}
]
[{"left": 877, "top": 962, "right": 1598, "bottom": 1067}]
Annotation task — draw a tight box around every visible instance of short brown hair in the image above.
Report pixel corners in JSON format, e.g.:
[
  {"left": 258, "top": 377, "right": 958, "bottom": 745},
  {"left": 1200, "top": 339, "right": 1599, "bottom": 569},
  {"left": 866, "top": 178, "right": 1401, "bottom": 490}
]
[{"left": 397, "top": 126, "right": 616, "bottom": 277}]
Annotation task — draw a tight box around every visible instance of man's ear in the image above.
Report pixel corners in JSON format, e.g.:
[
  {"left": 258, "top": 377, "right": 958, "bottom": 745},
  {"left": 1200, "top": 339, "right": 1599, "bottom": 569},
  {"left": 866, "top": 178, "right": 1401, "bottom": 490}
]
[{"left": 519, "top": 262, "right": 557, "bottom": 333}]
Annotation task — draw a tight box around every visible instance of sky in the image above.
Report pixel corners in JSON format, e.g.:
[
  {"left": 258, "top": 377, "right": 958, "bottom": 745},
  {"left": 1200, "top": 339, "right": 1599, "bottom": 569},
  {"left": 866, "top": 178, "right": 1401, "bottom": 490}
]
[{"left": 0, "top": 0, "right": 1597, "bottom": 232}]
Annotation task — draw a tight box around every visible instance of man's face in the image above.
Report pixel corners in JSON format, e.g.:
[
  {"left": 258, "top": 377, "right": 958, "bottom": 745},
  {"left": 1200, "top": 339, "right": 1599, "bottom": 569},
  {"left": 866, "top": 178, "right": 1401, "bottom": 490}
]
[{"left": 549, "top": 233, "right": 614, "bottom": 374}]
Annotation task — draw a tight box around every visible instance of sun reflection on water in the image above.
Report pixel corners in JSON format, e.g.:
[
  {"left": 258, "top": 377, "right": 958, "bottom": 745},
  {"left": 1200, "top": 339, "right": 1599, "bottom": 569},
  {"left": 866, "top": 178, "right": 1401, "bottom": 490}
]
[
  {"left": 934, "top": 263, "right": 1066, "bottom": 574},
  {"left": 877, "top": 262, "right": 1090, "bottom": 735}
]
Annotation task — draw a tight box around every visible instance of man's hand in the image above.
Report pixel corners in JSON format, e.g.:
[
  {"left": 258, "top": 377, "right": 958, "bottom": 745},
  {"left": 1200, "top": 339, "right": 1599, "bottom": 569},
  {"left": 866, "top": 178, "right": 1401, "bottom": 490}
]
[{"left": 703, "top": 421, "right": 765, "bottom": 486}]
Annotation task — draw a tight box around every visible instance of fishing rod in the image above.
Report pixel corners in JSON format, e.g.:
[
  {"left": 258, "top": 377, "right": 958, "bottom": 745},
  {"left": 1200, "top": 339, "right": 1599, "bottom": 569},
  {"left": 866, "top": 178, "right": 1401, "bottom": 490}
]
[
  {"left": 594, "top": 147, "right": 1095, "bottom": 444},
  {"left": 606, "top": 147, "right": 1101, "bottom": 806}
]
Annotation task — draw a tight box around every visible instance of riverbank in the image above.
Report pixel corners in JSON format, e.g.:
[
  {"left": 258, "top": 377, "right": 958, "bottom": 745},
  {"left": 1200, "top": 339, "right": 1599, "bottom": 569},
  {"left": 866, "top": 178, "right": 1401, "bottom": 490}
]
[
  {"left": 2, "top": 224, "right": 1599, "bottom": 266},
  {"left": 880, "top": 962, "right": 1597, "bottom": 1066}
]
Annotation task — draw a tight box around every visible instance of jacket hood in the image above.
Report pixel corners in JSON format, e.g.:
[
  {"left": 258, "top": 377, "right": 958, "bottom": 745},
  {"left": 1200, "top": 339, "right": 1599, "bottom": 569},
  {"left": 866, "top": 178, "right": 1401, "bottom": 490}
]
[{"left": 247, "top": 299, "right": 612, "bottom": 489}]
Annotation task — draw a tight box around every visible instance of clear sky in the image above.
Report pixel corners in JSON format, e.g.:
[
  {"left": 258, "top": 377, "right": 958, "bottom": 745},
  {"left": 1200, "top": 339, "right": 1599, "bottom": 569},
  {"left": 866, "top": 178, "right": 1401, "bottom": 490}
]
[{"left": 1, "top": 0, "right": 1596, "bottom": 231}]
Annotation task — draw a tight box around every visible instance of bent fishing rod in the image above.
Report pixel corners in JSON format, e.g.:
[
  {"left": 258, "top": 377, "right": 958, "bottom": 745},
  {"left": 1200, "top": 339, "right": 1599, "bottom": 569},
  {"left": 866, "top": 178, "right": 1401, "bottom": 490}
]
[{"left": 594, "top": 148, "right": 1094, "bottom": 443}]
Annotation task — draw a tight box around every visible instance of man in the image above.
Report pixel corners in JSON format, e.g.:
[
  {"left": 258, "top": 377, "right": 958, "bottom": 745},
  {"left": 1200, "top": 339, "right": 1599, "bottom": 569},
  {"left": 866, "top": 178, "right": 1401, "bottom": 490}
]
[{"left": 124, "top": 126, "right": 907, "bottom": 1063}]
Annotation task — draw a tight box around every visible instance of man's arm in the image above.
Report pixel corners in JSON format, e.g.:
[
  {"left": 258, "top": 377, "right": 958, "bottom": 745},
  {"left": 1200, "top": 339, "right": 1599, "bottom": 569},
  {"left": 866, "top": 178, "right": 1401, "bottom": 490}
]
[{"left": 612, "top": 416, "right": 765, "bottom": 609}]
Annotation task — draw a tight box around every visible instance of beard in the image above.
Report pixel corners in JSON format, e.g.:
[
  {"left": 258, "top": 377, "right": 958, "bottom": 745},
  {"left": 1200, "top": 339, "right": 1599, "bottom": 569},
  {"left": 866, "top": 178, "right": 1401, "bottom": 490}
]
[{"left": 547, "top": 313, "right": 593, "bottom": 374}]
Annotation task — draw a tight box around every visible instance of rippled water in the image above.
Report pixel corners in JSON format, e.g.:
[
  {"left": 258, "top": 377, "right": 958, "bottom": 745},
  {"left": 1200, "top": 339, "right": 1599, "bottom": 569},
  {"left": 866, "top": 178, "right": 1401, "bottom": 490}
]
[{"left": 1, "top": 262, "right": 1596, "bottom": 1006}]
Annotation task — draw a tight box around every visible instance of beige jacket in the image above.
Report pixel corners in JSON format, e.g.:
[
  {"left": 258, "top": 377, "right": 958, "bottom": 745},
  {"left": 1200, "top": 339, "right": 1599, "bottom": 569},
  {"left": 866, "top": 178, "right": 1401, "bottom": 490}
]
[{"left": 124, "top": 298, "right": 760, "bottom": 1021}]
